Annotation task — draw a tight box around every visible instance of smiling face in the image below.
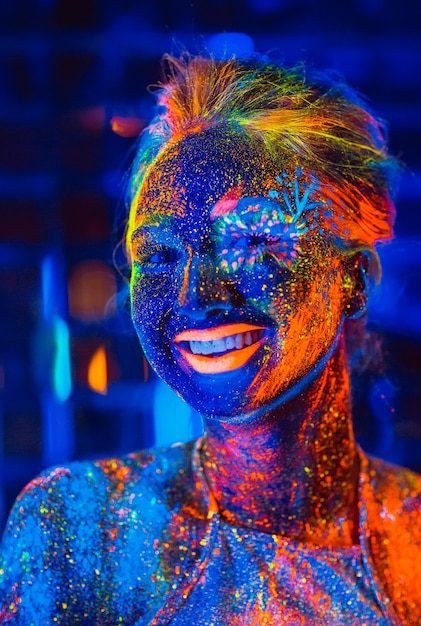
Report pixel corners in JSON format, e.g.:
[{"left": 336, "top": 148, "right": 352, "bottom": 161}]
[{"left": 128, "top": 126, "right": 349, "bottom": 420}]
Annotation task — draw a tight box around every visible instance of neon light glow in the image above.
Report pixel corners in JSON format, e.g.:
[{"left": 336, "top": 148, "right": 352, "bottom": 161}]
[
  {"left": 52, "top": 315, "right": 72, "bottom": 403},
  {"left": 87, "top": 345, "right": 108, "bottom": 395}
]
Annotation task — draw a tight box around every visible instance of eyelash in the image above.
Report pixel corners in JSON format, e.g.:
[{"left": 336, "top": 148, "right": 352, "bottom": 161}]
[
  {"left": 219, "top": 232, "right": 299, "bottom": 272},
  {"left": 134, "top": 246, "right": 182, "bottom": 269},
  {"left": 235, "top": 233, "right": 280, "bottom": 248}
]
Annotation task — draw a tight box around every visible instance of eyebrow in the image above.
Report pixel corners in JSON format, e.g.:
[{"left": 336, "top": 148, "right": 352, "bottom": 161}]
[{"left": 130, "top": 214, "right": 172, "bottom": 238}]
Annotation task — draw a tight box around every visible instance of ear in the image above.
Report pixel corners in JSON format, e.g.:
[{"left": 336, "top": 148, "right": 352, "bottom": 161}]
[{"left": 342, "top": 250, "right": 376, "bottom": 320}]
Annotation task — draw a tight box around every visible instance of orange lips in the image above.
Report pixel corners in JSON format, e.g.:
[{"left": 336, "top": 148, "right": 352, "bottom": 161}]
[{"left": 174, "top": 323, "right": 266, "bottom": 374}]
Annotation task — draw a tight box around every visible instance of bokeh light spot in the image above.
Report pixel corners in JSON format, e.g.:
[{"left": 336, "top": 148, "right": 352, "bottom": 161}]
[
  {"left": 88, "top": 345, "right": 108, "bottom": 395},
  {"left": 68, "top": 260, "right": 116, "bottom": 322}
]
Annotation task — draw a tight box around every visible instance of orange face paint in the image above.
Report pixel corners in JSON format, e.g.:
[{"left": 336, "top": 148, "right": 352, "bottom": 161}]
[
  {"left": 174, "top": 323, "right": 265, "bottom": 342},
  {"left": 175, "top": 340, "right": 266, "bottom": 374},
  {"left": 174, "top": 324, "right": 267, "bottom": 374}
]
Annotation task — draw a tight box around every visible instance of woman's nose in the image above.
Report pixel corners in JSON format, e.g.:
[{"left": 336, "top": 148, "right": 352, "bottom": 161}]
[{"left": 176, "top": 252, "right": 242, "bottom": 319}]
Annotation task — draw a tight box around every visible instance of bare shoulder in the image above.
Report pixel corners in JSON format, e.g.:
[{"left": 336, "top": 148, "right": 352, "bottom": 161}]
[
  {"left": 0, "top": 440, "right": 197, "bottom": 623},
  {"left": 11, "top": 439, "right": 195, "bottom": 506}
]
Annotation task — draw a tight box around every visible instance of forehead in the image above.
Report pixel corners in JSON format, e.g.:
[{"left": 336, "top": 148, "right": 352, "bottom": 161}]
[{"left": 132, "top": 127, "right": 288, "bottom": 223}]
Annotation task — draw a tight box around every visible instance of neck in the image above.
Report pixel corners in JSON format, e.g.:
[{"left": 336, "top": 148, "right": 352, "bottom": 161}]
[{"left": 201, "top": 341, "right": 360, "bottom": 546}]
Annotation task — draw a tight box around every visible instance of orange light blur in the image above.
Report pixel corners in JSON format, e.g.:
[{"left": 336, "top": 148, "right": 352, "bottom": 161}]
[
  {"left": 68, "top": 260, "right": 116, "bottom": 323},
  {"left": 110, "top": 116, "right": 145, "bottom": 138},
  {"left": 88, "top": 345, "right": 108, "bottom": 394}
]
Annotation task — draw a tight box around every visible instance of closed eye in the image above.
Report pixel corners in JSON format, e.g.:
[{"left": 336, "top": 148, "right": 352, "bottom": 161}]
[
  {"left": 134, "top": 246, "right": 182, "bottom": 269},
  {"left": 234, "top": 234, "right": 280, "bottom": 248},
  {"left": 148, "top": 249, "right": 180, "bottom": 264},
  {"left": 217, "top": 231, "right": 298, "bottom": 272}
]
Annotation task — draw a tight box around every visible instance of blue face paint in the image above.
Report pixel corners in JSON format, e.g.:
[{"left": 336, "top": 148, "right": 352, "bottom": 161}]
[{"left": 129, "top": 128, "right": 346, "bottom": 421}]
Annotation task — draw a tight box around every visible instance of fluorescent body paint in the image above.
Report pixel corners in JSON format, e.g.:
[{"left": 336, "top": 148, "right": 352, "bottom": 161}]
[
  {"left": 2, "top": 441, "right": 419, "bottom": 623},
  {"left": 127, "top": 125, "right": 364, "bottom": 551},
  {"left": 210, "top": 168, "right": 325, "bottom": 272},
  {"left": 129, "top": 127, "right": 346, "bottom": 420}
]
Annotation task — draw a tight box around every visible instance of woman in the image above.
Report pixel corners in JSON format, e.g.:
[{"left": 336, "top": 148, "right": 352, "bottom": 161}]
[{"left": 1, "top": 54, "right": 420, "bottom": 625}]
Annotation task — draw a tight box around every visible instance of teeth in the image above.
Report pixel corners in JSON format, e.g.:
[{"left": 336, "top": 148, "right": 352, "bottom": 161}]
[
  {"left": 201, "top": 341, "right": 212, "bottom": 355},
  {"left": 187, "top": 329, "right": 264, "bottom": 356},
  {"left": 226, "top": 336, "right": 235, "bottom": 350},
  {"left": 190, "top": 341, "right": 200, "bottom": 354},
  {"left": 212, "top": 338, "right": 226, "bottom": 353}
]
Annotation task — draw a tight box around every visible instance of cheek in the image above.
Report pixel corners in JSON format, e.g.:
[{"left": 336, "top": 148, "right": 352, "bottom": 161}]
[
  {"left": 130, "top": 267, "right": 174, "bottom": 343},
  {"left": 279, "top": 263, "right": 345, "bottom": 362},
  {"left": 233, "top": 260, "right": 293, "bottom": 314},
  {"left": 248, "top": 265, "right": 344, "bottom": 410}
]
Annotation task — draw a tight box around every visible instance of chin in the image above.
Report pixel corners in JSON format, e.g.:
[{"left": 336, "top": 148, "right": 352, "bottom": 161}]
[
  {"left": 180, "top": 386, "right": 254, "bottom": 421},
  {"left": 176, "top": 357, "right": 333, "bottom": 425}
]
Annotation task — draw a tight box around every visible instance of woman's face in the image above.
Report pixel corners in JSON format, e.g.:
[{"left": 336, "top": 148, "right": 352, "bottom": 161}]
[{"left": 129, "top": 128, "right": 348, "bottom": 421}]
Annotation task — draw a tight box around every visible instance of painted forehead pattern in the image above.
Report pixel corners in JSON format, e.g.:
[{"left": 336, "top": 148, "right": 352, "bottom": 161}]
[{"left": 210, "top": 167, "right": 331, "bottom": 272}]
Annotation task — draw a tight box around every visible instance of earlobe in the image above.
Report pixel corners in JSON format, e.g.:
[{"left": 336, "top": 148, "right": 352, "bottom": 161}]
[{"left": 343, "top": 251, "right": 372, "bottom": 320}]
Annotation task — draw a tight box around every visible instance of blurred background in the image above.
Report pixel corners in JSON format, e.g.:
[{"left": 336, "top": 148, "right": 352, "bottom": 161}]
[{"left": 1, "top": 0, "right": 421, "bottom": 532}]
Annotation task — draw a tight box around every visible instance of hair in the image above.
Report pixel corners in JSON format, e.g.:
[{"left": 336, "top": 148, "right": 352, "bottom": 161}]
[{"left": 126, "top": 53, "right": 400, "bottom": 264}]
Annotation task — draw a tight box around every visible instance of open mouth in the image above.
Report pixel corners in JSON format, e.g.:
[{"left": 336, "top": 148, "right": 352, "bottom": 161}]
[
  {"left": 174, "top": 324, "right": 267, "bottom": 374},
  {"left": 186, "top": 328, "right": 265, "bottom": 356}
]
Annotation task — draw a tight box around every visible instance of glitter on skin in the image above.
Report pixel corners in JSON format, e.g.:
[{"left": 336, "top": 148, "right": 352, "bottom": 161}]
[
  {"left": 0, "top": 442, "right": 420, "bottom": 623},
  {"left": 128, "top": 127, "right": 349, "bottom": 420},
  {"left": 210, "top": 169, "right": 322, "bottom": 272},
  {"left": 1, "top": 54, "right": 420, "bottom": 624}
]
